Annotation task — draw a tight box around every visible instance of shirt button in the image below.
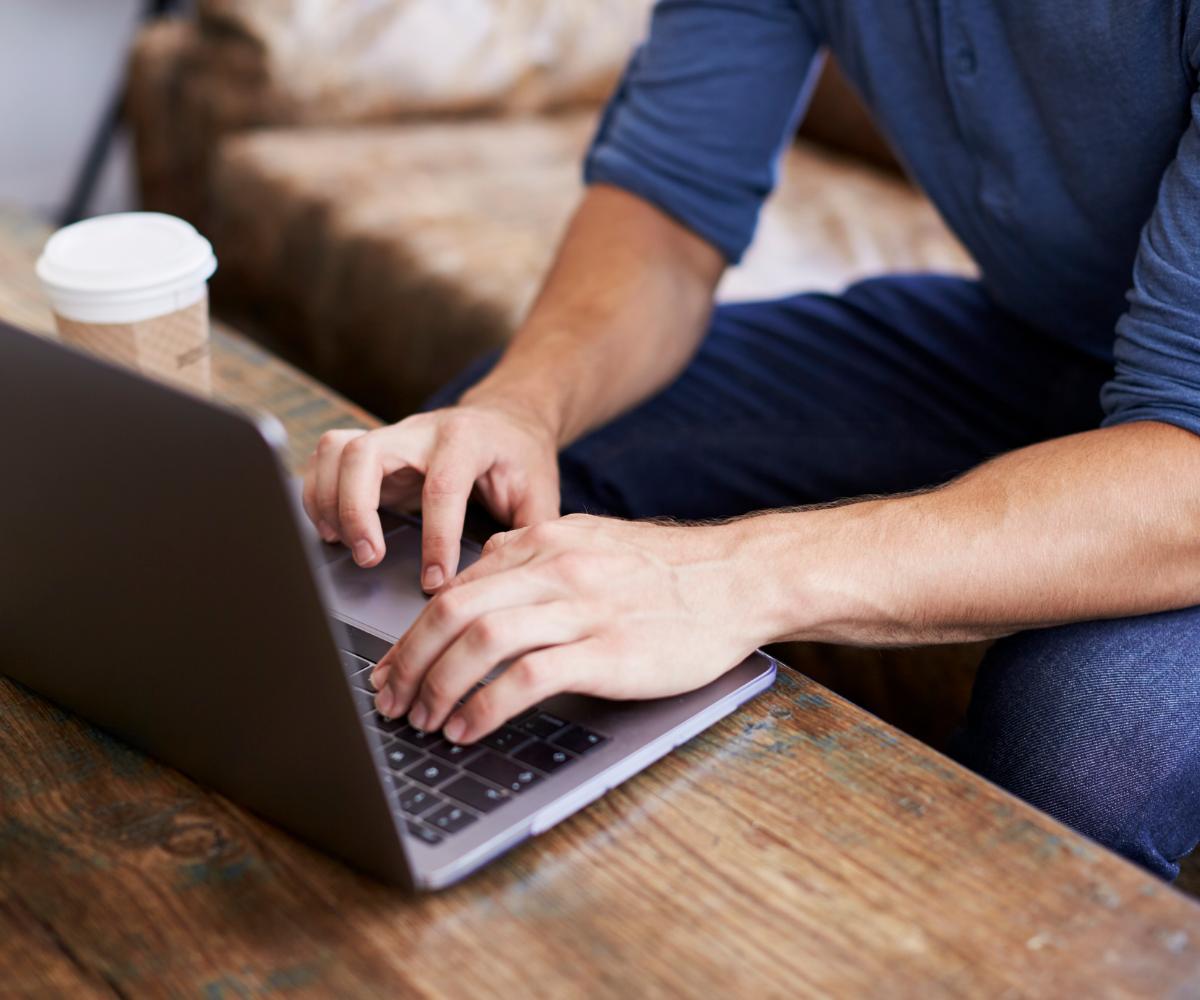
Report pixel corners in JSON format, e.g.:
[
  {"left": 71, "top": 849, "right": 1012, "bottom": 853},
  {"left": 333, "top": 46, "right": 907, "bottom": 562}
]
[{"left": 955, "top": 47, "right": 977, "bottom": 75}]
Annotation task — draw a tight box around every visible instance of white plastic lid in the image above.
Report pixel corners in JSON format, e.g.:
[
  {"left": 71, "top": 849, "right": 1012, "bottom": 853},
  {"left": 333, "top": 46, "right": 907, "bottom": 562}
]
[{"left": 37, "top": 212, "right": 217, "bottom": 324}]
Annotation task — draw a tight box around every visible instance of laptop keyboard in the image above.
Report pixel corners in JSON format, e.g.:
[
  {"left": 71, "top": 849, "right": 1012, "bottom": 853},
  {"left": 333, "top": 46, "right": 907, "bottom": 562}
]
[{"left": 341, "top": 652, "right": 608, "bottom": 846}]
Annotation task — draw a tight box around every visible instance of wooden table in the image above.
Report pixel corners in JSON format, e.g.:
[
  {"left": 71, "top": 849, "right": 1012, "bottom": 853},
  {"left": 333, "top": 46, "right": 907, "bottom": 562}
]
[{"left": 3, "top": 209, "right": 1200, "bottom": 999}]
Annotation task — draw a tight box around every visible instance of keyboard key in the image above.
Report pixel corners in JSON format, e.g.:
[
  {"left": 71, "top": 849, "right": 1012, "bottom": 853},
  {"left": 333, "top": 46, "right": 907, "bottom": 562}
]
[
  {"left": 396, "top": 726, "right": 446, "bottom": 750},
  {"left": 399, "top": 786, "right": 443, "bottom": 817},
  {"left": 406, "top": 821, "right": 443, "bottom": 846},
  {"left": 404, "top": 759, "right": 458, "bottom": 788},
  {"left": 428, "top": 804, "right": 477, "bottom": 834},
  {"left": 431, "top": 741, "right": 485, "bottom": 765},
  {"left": 351, "top": 687, "right": 377, "bottom": 713},
  {"left": 519, "top": 712, "right": 570, "bottom": 740},
  {"left": 368, "top": 714, "right": 409, "bottom": 737},
  {"left": 465, "top": 751, "right": 543, "bottom": 793},
  {"left": 443, "top": 775, "right": 511, "bottom": 814},
  {"left": 381, "top": 745, "right": 423, "bottom": 772},
  {"left": 350, "top": 669, "right": 378, "bottom": 692},
  {"left": 481, "top": 726, "right": 531, "bottom": 753},
  {"left": 552, "top": 725, "right": 608, "bottom": 756},
  {"left": 341, "top": 651, "right": 373, "bottom": 673},
  {"left": 513, "top": 740, "right": 575, "bottom": 774}
]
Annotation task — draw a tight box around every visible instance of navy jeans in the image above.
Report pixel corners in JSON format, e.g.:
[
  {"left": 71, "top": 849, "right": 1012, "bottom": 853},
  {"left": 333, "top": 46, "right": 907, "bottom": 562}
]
[{"left": 427, "top": 275, "right": 1200, "bottom": 880}]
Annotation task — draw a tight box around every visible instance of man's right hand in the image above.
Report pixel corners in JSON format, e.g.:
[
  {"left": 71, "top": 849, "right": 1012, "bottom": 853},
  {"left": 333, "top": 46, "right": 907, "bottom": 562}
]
[
  {"left": 302, "top": 184, "right": 725, "bottom": 592},
  {"left": 302, "top": 401, "right": 561, "bottom": 591}
]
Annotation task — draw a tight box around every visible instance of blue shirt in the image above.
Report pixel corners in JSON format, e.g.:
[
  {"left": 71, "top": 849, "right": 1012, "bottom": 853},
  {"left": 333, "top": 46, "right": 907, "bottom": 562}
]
[{"left": 584, "top": 0, "right": 1200, "bottom": 436}]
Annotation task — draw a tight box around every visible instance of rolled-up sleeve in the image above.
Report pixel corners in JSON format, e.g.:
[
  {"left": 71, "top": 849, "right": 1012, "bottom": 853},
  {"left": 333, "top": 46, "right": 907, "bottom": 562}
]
[
  {"left": 584, "top": 0, "right": 822, "bottom": 263},
  {"left": 1102, "top": 89, "right": 1200, "bottom": 436}
]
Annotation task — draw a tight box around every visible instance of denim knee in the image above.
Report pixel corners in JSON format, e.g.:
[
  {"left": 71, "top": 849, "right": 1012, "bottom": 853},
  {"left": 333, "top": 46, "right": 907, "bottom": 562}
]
[{"left": 948, "top": 607, "right": 1200, "bottom": 880}]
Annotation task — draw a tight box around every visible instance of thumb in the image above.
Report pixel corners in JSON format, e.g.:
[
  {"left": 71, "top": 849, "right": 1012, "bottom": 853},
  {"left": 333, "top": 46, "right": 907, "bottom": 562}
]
[{"left": 510, "top": 469, "right": 561, "bottom": 528}]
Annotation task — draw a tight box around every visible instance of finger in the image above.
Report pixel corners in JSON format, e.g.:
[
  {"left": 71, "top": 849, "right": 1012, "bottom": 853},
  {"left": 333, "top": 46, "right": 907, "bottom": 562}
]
[
  {"left": 301, "top": 452, "right": 329, "bottom": 538},
  {"left": 451, "top": 521, "right": 545, "bottom": 587},
  {"left": 419, "top": 442, "right": 480, "bottom": 592},
  {"left": 509, "top": 467, "right": 561, "bottom": 529},
  {"left": 373, "top": 562, "right": 564, "bottom": 716},
  {"left": 480, "top": 528, "right": 518, "bottom": 557},
  {"left": 408, "top": 603, "right": 586, "bottom": 734},
  {"left": 313, "top": 429, "right": 365, "bottom": 542},
  {"left": 336, "top": 434, "right": 388, "bottom": 567},
  {"left": 444, "top": 641, "right": 598, "bottom": 744},
  {"left": 303, "top": 449, "right": 340, "bottom": 543}
]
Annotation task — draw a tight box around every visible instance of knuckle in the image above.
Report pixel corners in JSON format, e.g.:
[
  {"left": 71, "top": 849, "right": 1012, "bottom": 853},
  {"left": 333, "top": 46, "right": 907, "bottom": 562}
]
[
  {"left": 430, "top": 589, "right": 467, "bottom": 626},
  {"left": 513, "top": 655, "right": 552, "bottom": 693},
  {"left": 549, "top": 550, "right": 591, "bottom": 585},
  {"left": 422, "top": 672, "right": 453, "bottom": 706},
  {"left": 469, "top": 614, "right": 504, "bottom": 651},
  {"left": 317, "top": 430, "right": 351, "bottom": 455},
  {"left": 464, "top": 684, "right": 499, "bottom": 729},
  {"left": 525, "top": 521, "right": 556, "bottom": 544},
  {"left": 384, "top": 650, "right": 417, "bottom": 685},
  {"left": 341, "top": 434, "right": 373, "bottom": 460},
  {"left": 423, "top": 470, "right": 462, "bottom": 501},
  {"left": 441, "top": 410, "right": 476, "bottom": 437},
  {"left": 339, "top": 498, "right": 374, "bottom": 524}
]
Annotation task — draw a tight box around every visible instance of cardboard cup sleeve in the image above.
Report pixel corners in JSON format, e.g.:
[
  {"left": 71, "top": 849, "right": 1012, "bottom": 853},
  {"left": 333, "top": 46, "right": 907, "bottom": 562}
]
[{"left": 54, "top": 293, "right": 212, "bottom": 396}]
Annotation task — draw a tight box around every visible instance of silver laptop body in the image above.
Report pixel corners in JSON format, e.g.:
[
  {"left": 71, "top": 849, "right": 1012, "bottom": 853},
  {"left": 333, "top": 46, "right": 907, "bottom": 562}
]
[{"left": 0, "top": 320, "right": 777, "bottom": 889}]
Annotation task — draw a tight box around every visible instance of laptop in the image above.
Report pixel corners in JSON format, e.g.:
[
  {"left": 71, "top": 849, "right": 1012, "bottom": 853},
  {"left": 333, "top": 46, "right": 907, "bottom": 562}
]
[{"left": 0, "top": 319, "right": 777, "bottom": 890}]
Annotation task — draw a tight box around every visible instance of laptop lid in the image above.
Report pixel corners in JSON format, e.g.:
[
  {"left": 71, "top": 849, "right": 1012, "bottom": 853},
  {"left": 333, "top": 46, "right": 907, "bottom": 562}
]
[{"left": 0, "top": 321, "right": 414, "bottom": 886}]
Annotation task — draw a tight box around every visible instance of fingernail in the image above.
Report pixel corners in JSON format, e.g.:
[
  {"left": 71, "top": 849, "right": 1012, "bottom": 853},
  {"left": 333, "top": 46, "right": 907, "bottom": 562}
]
[
  {"left": 375, "top": 686, "right": 395, "bottom": 717},
  {"left": 354, "top": 540, "right": 375, "bottom": 566},
  {"left": 369, "top": 665, "right": 389, "bottom": 691},
  {"left": 444, "top": 716, "right": 466, "bottom": 744},
  {"left": 409, "top": 703, "right": 429, "bottom": 731},
  {"left": 422, "top": 565, "right": 444, "bottom": 591},
  {"left": 318, "top": 521, "right": 338, "bottom": 542}
]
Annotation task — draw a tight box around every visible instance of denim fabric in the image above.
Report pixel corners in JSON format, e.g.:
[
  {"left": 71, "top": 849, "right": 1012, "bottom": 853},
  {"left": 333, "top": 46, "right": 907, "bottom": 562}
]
[
  {"left": 949, "top": 611, "right": 1200, "bottom": 881},
  {"left": 583, "top": 0, "right": 1200, "bottom": 439},
  {"left": 429, "top": 275, "right": 1111, "bottom": 517},
  {"left": 425, "top": 274, "right": 1200, "bottom": 879}
]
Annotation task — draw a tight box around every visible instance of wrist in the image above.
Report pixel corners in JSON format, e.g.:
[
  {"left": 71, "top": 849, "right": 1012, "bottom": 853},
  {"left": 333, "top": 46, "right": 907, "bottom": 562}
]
[
  {"left": 457, "top": 373, "right": 565, "bottom": 449},
  {"left": 716, "top": 506, "right": 891, "bottom": 647}
]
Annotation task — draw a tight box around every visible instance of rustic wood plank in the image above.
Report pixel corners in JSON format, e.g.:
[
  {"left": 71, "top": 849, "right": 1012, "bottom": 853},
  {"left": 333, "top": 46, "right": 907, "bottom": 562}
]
[
  {"left": 2, "top": 668, "right": 1200, "bottom": 999},
  {"left": 0, "top": 881, "right": 117, "bottom": 1000}
]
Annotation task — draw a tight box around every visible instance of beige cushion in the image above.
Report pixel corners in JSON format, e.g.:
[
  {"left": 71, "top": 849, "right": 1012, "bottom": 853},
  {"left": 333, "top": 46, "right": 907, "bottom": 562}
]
[
  {"left": 209, "top": 113, "right": 975, "bottom": 419},
  {"left": 196, "top": 0, "right": 653, "bottom": 119}
]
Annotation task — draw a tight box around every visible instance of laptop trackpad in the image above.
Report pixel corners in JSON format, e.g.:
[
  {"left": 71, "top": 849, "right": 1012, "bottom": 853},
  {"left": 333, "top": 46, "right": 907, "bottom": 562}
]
[{"left": 317, "top": 522, "right": 480, "bottom": 641}]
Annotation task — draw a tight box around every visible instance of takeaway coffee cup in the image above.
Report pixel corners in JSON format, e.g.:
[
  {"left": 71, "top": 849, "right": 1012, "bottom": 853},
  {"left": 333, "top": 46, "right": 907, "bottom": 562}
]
[{"left": 36, "top": 213, "right": 218, "bottom": 395}]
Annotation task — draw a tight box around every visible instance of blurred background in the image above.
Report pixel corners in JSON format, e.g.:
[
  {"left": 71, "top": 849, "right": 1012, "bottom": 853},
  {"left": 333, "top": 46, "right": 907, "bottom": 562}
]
[{"left": 0, "top": 0, "right": 184, "bottom": 220}]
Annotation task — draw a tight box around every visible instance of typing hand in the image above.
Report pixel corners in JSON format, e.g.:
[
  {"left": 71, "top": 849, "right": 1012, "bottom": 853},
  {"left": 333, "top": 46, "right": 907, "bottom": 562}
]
[
  {"left": 301, "top": 402, "right": 560, "bottom": 591},
  {"left": 367, "top": 515, "right": 762, "bottom": 743}
]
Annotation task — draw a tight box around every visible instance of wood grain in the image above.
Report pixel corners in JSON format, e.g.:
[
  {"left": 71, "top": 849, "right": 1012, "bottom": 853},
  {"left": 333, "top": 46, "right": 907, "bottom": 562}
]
[{"left": 3, "top": 668, "right": 1200, "bottom": 999}]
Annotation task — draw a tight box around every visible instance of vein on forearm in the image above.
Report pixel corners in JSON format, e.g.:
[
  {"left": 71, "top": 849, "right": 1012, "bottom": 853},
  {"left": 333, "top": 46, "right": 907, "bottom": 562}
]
[{"left": 728, "top": 420, "right": 1200, "bottom": 647}]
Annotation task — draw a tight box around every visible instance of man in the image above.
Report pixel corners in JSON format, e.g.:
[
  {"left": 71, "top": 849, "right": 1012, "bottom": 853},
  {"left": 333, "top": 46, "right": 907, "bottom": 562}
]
[{"left": 302, "top": 1, "right": 1200, "bottom": 880}]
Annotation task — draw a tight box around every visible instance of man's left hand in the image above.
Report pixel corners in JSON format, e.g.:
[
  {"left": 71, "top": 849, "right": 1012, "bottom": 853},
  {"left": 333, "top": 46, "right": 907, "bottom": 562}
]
[{"left": 368, "top": 514, "right": 762, "bottom": 744}]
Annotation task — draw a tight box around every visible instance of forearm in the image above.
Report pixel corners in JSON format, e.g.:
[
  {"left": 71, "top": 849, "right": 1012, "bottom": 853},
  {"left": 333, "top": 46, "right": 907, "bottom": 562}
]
[
  {"left": 460, "top": 184, "right": 725, "bottom": 447},
  {"left": 729, "top": 421, "right": 1200, "bottom": 646}
]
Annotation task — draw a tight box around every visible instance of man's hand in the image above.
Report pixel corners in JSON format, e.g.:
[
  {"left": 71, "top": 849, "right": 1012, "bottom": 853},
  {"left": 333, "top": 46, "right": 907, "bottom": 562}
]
[
  {"left": 367, "top": 515, "right": 761, "bottom": 744},
  {"left": 302, "top": 402, "right": 560, "bottom": 590},
  {"left": 300, "top": 185, "right": 725, "bottom": 587}
]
